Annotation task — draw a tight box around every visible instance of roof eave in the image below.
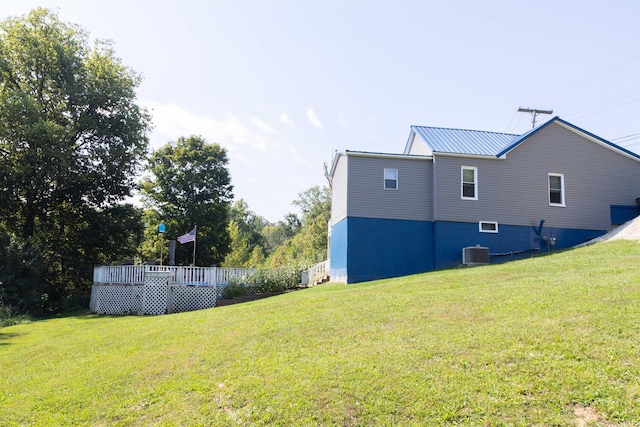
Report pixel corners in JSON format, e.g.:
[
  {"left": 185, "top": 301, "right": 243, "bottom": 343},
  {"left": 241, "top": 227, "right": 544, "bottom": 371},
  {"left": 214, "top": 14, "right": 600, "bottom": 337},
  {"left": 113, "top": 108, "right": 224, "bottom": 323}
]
[
  {"left": 329, "top": 151, "right": 345, "bottom": 179},
  {"left": 497, "top": 116, "right": 640, "bottom": 162},
  {"left": 554, "top": 119, "right": 640, "bottom": 163},
  {"left": 433, "top": 151, "right": 503, "bottom": 160},
  {"left": 346, "top": 150, "right": 433, "bottom": 161}
]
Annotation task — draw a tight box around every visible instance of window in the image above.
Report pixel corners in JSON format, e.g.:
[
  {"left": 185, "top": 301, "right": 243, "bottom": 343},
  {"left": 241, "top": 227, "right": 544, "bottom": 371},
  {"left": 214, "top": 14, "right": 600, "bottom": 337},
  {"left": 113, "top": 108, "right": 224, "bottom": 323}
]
[
  {"left": 479, "top": 221, "right": 498, "bottom": 233},
  {"left": 548, "top": 173, "right": 565, "bottom": 206},
  {"left": 461, "top": 166, "right": 477, "bottom": 200},
  {"left": 384, "top": 168, "right": 398, "bottom": 190}
]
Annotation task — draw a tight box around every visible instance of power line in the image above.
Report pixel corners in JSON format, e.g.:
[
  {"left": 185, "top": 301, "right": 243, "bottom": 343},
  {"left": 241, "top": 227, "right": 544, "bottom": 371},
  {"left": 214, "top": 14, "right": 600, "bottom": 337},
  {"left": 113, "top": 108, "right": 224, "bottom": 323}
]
[
  {"left": 504, "top": 110, "right": 518, "bottom": 133},
  {"left": 508, "top": 111, "right": 525, "bottom": 134},
  {"left": 620, "top": 140, "right": 640, "bottom": 149},
  {"left": 569, "top": 99, "right": 639, "bottom": 120},
  {"left": 564, "top": 92, "right": 640, "bottom": 118},
  {"left": 530, "top": 55, "right": 640, "bottom": 104},
  {"left": 612, "top": 132, "right": 640, "bottom": 142}
]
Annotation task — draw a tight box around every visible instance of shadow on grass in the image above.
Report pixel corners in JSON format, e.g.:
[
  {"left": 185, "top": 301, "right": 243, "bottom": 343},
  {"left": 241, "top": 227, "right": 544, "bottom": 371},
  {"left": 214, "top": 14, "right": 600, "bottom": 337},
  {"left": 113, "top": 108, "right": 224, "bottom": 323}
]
[{"left": 0, "top": 331, "right": 22, "bottom": 346}]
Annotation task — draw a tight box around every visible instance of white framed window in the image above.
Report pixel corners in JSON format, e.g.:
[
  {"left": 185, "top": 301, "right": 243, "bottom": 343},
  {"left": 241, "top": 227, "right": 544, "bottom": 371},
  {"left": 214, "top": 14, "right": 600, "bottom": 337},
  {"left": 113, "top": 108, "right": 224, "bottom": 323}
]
[
  {"left": 384, "top": 168, "right": 398, "bottom": 190},
  {"left": 479, "top": 221, "right": 498, "bottom": 233},
  {"left": 461, "top": 166, "right": 477, "bottom": 200},
  {"left": 548, "top": 173, "right": 565, "bottom": 206}
]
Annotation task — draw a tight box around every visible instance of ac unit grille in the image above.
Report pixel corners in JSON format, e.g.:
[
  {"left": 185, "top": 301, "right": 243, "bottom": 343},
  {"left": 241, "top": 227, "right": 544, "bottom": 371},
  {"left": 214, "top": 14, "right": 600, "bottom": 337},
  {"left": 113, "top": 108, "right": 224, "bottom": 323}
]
[{"left": 462, "top": 246, "right": 490, "bottom": 265}]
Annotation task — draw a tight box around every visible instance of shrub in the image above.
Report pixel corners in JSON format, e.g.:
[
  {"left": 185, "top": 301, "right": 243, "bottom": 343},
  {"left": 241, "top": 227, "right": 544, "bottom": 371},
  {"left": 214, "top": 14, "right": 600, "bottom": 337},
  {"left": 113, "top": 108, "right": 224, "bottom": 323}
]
[
  {"left": 220, "top": 278, "right": 251, "bottom": 300},
  {"left": 0, "top": 233, "right": 56, "bottom": 317},
  {"left": 220, "top": 268, "right": 302, "bottom": 299},
  {"left": 245, "top": 268, "right": 302, "bottom": 293}
]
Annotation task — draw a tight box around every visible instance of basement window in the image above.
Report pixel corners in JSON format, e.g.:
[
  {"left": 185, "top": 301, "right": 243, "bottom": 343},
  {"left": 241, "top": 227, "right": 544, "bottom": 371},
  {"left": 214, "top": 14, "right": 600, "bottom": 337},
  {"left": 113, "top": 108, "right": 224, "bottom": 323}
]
[
  {"left": 384, "top": 168, "right": 398, "bottom": 190},
  {"left": 479, "top": 221, "right": 498, "bottom": 233}
]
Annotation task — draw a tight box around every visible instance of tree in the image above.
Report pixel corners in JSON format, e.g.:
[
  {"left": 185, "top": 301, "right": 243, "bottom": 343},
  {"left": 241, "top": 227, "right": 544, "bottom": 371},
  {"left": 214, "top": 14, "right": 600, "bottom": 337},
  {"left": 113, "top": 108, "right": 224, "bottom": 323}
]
[
  {"left": 264, "top": 186, "right": 330, "bottom": 268},
  {"left": 222, "top": 199, "right": 269, "bottom": 267},
  {"left": 262, "top": 213, "right": 300, "bottom": 254},
  {"left": 140, "top": 135, "right": 233, "bottom": 266},
  {"left": 229, "top": 199, "right": 269, "bottom": 249},
  {"left": 0, "top": 9, "right": 151, "bottom": 315},
  {"left": 0, "top": 8, "right": 150, "bottom": 238},
  {"left": 222, "top": 220, "right": 252, "bottom": 267}
]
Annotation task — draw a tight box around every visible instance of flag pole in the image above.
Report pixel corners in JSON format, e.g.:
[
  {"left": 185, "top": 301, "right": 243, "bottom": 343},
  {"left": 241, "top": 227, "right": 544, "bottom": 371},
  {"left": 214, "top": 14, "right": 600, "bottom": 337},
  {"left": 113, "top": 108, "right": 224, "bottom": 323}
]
[{"left": 192, "top": 225, "right": 197, "bottom": 266}]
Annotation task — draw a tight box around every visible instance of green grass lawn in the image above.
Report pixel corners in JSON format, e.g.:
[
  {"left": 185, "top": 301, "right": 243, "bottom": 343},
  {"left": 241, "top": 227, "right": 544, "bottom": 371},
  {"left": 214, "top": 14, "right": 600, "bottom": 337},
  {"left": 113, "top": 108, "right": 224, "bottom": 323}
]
[{"left": 1, "top": 240, "right": 639, "bottom": 426}]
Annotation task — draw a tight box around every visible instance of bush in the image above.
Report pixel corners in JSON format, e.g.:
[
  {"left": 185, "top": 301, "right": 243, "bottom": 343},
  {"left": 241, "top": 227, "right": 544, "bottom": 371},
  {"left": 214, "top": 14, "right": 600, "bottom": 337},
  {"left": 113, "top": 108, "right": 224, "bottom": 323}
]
[
  {"left": 0, "top": 233, "right": 56, "bottom": 317},
  {"left": 220, "top": 268, "right": 302, "bottom": 299},
  {"left": 245, "top": 268, "right": 302, "bottom": 293},
  {"left": 0, "top": 301, "right": 30, "bottom": 327},
  {"left": 220, "top": 279, "right": 250, "bottom": 300}
]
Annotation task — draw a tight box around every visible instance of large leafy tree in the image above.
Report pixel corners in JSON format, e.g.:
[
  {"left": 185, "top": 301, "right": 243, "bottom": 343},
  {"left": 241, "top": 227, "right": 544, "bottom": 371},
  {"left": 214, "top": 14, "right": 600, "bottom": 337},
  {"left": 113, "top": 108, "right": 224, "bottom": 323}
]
[
  {"left": 0, "top": 9, "right": 150, "bottom": 314},
  {"left": 140, "top": 135, "right": 233, "bottom": 266},
  {"left": 0, "top": 8, "right": 150, "bottom": 237}
]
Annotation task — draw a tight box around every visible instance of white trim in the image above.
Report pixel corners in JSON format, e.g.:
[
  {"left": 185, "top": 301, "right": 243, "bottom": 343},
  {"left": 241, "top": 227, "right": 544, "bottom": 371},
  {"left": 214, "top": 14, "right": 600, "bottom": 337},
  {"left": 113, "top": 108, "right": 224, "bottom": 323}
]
[
  {"left": 434, "top": 152, "right": 502, "bottom": 160},
  {"left": 479, "top": 221, "right": 499, "bottom": 233},
  {"left": 461, "top": 166, "right": 478, "bottom": 200},
  {"left": 329, "top": 151, "right": 345, "bottom": 179},
  {"left": 384, "top": 168, "right": 398, "bottom": 190},
  {"left": 548, "top": 172, "right": 566, "bottom": 207},
  {"left": 346, "top": 150, "right": 433, "bottom": 161}
]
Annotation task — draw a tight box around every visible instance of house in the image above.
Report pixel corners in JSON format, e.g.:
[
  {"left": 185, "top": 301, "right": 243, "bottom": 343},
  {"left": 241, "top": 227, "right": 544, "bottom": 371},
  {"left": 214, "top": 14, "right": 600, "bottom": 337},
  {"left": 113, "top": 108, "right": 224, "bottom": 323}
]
[{"left": 329, "top": 117, "right": 640, "bottom": 284}]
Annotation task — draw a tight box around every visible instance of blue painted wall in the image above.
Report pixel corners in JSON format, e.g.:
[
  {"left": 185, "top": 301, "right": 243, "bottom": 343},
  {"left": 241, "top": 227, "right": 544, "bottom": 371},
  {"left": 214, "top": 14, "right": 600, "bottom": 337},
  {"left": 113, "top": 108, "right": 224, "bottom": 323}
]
[
  {"left": 329, "top": 218, "right": 348, "bottom": 283},
  {"left": 434, "top": 221, "right": 607, "bottom": 270},
  {"left": 610, "top": 205, "right": 640, "bottom": 225},
  {"left": 332, "top": 217, "right": 608, "bottom": 284},
  {"left": 331, "top": 217, "right": 434, "bottom": 283},
  {"left": 434, "top": 221, "right": 531, "bottom": 270}
]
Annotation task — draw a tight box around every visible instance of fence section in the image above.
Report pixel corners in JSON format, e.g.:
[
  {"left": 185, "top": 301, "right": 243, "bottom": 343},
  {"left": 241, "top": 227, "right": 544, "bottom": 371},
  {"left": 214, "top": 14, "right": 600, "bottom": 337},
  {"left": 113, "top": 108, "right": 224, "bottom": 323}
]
[
  {"left": 91, "top": 265, "right": 258, "bottom": 316},
  {"left": 93, "top": 265, "right": 256, "bottom": 286}
]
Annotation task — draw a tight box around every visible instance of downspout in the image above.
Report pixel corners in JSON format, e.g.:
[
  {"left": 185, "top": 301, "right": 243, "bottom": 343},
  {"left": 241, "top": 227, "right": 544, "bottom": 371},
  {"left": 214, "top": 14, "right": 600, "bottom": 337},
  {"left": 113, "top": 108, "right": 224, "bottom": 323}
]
[{"left": 534, "top": 219, "right": 545, "bottom": 236}]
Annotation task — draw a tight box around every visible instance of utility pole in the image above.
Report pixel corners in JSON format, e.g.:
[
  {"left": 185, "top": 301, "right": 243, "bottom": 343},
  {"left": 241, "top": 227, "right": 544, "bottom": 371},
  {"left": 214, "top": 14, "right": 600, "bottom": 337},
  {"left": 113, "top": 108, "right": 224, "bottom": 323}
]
[{"left": 518, "top": 107, "right": 553, "bottom": 129}]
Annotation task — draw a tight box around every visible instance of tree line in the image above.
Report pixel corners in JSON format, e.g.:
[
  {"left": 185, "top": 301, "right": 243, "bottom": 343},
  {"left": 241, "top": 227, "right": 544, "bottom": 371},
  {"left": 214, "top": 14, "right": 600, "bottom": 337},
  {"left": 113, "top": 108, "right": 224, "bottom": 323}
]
[{"left": 0, "top": 9, "right": 330, "bottom": 317}]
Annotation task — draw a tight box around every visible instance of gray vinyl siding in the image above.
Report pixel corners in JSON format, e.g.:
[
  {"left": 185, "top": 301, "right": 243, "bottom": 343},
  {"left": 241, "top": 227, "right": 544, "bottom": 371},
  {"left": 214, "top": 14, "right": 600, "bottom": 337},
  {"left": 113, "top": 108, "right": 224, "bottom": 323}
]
[
  {"left": 347, "top": 155, "right": 433, "bottom": 221},
  {"left": 434, "top": 122, "right": 640, "bottom": 230},
  {"left": 331, "top": 154, "right": 348, "bottom": 225}
]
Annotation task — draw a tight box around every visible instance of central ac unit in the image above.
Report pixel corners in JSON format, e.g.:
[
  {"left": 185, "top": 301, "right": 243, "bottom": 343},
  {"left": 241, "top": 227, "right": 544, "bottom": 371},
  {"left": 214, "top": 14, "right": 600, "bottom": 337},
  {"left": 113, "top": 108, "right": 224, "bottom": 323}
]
[{"left": 462, "top": 246, "right": 490, "bottom": 265}]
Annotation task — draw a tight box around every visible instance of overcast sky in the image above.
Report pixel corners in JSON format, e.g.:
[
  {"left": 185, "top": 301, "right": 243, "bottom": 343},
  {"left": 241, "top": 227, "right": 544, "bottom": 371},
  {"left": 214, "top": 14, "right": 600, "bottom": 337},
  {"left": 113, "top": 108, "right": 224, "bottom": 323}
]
[{"left": 3, "top": 1, "right": 639, "bottom": 222}]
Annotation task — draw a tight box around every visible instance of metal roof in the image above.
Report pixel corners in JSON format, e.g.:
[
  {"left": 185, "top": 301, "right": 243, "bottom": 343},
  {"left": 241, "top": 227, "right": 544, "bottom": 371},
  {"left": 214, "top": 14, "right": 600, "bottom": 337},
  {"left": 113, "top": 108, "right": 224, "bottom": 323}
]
[{"left": 411, "top": 126, "right": 518, "bottom": 156}]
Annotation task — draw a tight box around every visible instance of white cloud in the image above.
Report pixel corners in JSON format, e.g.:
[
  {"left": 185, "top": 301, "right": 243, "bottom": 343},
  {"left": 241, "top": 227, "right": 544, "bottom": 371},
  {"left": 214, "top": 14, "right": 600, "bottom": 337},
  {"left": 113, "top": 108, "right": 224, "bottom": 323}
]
[
  {"left": 252, "top": 117, "right": 277, "bottom": 134},
  {"left": 279, "top": 112, "right": 295, "bottom": 128},
  {"left": 307, "top": 108, "right": 323, "bottom": 130},
  {"left": 143, "top": 101, "right": 267, "bottom": 151},
  {"left": 141, "top": 100, "right": 327, "bottom": 223},
  {"left": 339, "top": 112, "right": 348, "bottom": 127}
]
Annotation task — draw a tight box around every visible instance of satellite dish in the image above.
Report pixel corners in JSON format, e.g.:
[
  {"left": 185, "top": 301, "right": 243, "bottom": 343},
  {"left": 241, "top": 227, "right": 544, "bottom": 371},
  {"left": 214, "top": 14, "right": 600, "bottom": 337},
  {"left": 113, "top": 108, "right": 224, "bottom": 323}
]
[{"left": 158, "top": 223, "right": 166, "bottom": 233}]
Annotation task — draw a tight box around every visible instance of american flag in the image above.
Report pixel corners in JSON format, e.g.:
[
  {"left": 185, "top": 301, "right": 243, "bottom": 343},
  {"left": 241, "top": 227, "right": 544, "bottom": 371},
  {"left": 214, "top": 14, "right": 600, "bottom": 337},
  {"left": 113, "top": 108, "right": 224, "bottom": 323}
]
[{"left": 177, "top": 228, "right": 196, "bottom": 244}]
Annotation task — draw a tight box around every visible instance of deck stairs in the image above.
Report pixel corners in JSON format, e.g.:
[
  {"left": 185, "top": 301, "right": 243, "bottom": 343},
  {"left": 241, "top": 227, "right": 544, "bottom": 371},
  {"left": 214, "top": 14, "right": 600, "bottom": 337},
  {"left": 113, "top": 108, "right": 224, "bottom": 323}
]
[{"left": 302, "top": 259, "right": 330, "bottom": 286}]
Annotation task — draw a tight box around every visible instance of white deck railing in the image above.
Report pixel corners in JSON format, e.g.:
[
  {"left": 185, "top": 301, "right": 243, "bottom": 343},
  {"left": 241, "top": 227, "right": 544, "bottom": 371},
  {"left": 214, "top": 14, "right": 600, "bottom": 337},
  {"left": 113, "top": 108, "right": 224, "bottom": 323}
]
[
  {"left": 93, "top": 265, "right": 256, "bottom": 286},
  {"left": 301, "top": 259, "right": 330, "bottom": 286}
]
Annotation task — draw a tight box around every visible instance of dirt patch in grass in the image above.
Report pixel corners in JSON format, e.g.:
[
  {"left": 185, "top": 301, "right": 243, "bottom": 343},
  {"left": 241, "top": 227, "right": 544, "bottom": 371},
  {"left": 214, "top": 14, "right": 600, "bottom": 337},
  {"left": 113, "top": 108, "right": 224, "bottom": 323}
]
[{"left": 570, "top": 405, "right": 615, "bottom": 427}]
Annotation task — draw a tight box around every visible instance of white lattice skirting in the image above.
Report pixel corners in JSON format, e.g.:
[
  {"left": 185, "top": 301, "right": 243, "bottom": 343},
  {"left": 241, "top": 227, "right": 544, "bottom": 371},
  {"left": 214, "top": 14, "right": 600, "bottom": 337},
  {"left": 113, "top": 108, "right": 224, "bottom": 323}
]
[{"left": 90, "top": 272, "right": 217, "bottom": 315}]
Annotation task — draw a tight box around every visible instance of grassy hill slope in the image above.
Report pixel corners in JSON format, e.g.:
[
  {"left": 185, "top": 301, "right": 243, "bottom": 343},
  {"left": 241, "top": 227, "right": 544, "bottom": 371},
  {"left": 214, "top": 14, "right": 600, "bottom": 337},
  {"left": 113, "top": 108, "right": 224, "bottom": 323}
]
[{"left": 1, "top": 241, "right": 639, "bottom": 426}]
